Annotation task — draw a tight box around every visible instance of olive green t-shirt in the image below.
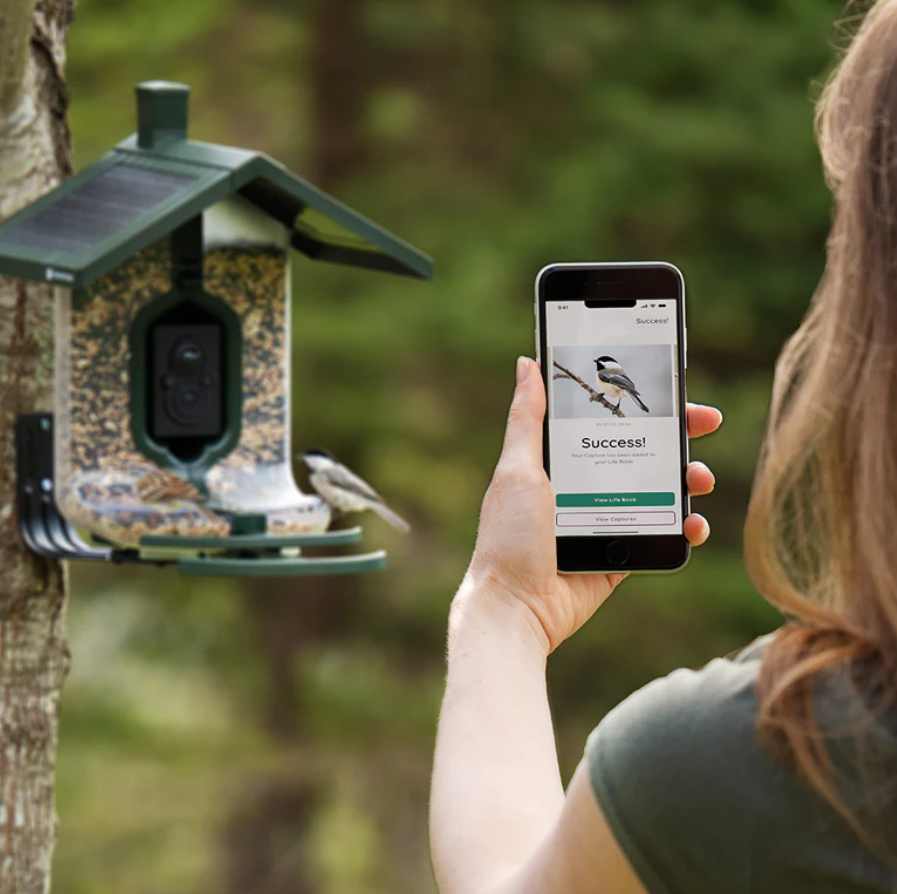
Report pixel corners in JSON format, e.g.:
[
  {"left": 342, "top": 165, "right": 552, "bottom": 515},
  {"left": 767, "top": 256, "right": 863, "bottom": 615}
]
[{"left": 585, "top": 635, "right": 897, "bottom": 893}]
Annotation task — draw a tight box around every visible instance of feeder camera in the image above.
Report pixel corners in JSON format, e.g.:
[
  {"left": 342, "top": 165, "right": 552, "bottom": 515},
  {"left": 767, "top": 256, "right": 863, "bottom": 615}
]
[
  {"left": 0, "top": 80, "right": 433, "bottom": 577},
  {"left": 152, "top": 324, "right": 223, "bottom": 439}
]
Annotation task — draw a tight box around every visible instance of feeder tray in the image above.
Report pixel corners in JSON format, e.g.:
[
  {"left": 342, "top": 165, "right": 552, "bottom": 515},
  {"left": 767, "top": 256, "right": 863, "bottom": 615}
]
[{"left": 16, "top": 413, "right": 387, "bottom": 577}]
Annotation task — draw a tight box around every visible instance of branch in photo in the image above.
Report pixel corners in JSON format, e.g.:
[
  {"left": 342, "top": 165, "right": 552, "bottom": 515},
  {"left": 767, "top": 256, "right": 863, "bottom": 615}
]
[{"left": 552, "top": 360, "right": 625, "bottom": 418}]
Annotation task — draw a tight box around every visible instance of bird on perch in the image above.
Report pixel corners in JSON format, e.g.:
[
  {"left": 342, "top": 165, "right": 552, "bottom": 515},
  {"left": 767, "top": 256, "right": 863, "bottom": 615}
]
[
  {"left": 299, "top": 448, "right": 411, "bottom": 533},
  {"left": 594, "top": 356, "right": 650, "bottom": 414}
]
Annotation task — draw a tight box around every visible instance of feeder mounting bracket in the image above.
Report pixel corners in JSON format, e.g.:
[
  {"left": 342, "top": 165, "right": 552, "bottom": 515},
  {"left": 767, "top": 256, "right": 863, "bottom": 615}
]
[{"left": 15, "top": 413, "right": 120, "bottom": 563}]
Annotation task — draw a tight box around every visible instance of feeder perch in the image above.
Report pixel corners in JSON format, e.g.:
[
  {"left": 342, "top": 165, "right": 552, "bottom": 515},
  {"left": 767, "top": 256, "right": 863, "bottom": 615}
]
[{"left": 1, "top": 81, "right": 432, "bottom": 576}]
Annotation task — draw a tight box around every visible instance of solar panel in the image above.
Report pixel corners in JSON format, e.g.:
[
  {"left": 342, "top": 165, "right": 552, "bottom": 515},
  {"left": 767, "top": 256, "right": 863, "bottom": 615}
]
[{"left": 2, "top": 164, "right": 197, "bottom": 255}]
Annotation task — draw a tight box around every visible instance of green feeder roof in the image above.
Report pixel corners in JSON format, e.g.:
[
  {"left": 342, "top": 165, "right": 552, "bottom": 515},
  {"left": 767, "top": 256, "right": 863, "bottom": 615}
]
[{"left": 0, "top": 81, "right": 433, "bottom": 289}]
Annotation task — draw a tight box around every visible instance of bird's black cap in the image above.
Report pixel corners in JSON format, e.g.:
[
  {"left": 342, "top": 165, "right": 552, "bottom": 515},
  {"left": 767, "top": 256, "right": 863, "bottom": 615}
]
[{"left": 301, "top": 447, "right": 335, "bottom": 459}]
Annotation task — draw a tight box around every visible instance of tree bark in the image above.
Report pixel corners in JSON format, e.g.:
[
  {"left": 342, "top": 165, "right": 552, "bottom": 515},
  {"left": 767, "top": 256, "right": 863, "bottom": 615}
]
[{"left": 0, "top": 0, "right": 74, "bottom": 891}]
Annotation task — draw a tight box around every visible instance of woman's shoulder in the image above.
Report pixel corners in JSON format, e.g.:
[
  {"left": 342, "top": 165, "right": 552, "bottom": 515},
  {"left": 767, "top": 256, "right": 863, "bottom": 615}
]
[
  {"left": 587, "top": 631, "right": 775, "bottom": 774},
  {"left": 586, "top": 630, "right": 782, "bottom": 807},
  {"left": 584, "top": 632, "right": 784, "bottom": 893},
  {"left": 584, "top": 631, "right": 897, "bottom": 893},
  {"left": 591, "top": 631, "right": 774, "bottom": 755}
]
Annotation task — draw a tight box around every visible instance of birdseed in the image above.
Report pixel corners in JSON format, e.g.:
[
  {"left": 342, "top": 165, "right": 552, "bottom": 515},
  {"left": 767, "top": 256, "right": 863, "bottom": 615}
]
[{"left": 56, "top": 237, "right": 329, "bottom": 548}]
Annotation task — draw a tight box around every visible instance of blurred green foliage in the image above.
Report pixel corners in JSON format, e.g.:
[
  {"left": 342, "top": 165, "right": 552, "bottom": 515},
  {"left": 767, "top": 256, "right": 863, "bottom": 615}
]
[{"left": 54, "top": 0, "right": 845, "bottom": 891}]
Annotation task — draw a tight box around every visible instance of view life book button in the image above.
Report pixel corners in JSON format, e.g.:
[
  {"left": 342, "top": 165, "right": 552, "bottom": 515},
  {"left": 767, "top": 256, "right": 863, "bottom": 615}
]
[{"left": 556, "top": 492, "right": 676, "bottom": 508}]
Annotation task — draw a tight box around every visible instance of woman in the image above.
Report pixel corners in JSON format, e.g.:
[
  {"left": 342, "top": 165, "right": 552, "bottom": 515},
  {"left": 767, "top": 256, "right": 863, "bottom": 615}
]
[{"left": 430, "top": 3, "right": 897, "bottom": 892}]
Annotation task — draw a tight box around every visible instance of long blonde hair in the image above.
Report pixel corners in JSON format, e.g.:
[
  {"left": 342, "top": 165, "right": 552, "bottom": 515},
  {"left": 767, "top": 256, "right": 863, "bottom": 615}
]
[{"left": 745, "top": 0, "right": 897, "bottom": 840}]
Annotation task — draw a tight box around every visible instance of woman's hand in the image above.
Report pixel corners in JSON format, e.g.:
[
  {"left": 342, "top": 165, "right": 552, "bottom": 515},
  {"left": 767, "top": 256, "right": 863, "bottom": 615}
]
[{"left": 459, "top": 356, "right": 722, "bottom": 655}]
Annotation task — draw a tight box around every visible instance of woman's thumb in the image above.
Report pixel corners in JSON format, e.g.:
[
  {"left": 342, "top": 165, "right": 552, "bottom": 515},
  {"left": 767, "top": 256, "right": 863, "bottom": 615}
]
[{"left": 499, "top": 357, "right": 546, "bottom": 468}]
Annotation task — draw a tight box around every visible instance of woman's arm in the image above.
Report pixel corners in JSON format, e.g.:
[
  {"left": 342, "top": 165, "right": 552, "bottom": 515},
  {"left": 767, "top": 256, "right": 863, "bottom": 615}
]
[
  {"left": 432, "top": 583, "right": 655, "bottom": 894},
  {"left": 429, "top": 357, "right": 721, "bottom": 894},
  {"left": 430, "top": 583, "right": 560, "bottom": 894}
]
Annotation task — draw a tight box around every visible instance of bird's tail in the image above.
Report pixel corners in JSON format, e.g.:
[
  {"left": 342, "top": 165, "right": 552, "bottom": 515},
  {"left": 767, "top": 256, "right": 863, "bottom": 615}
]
[
  {"left": 631, "top": 392, "right": 650, "bottom": 414},
  {"left": 371, "top": 501, "right": 411, "bottom": 533}
]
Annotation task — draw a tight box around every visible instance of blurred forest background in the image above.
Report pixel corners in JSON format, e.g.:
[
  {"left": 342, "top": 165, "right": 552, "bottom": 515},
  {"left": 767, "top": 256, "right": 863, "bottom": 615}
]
[{"left": 55, "top": 0, "right": 846, "bottom": 892}]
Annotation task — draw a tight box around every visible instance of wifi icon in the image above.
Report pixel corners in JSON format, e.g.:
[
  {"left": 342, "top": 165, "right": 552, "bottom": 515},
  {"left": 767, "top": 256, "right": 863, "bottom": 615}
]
[{"left": 650, "top": 303, "right": 656, "bottom": 308}]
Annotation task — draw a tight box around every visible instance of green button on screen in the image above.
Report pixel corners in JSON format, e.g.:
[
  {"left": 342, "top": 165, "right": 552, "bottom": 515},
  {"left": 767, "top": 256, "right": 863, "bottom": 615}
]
[{"left": 556, "top": 492, "right": 676, "bottom": 508}]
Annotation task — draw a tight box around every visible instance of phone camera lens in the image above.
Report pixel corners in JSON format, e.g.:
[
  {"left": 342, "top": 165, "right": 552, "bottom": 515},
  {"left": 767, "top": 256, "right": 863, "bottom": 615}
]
[{"left": 170, "top": 340, "right": 205, "bottom": 376}]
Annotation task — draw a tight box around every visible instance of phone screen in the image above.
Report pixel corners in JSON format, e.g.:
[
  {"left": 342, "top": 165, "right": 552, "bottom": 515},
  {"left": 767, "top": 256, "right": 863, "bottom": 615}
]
[{"left": 544, "top": 298, "right": 684, "bottom": 538}]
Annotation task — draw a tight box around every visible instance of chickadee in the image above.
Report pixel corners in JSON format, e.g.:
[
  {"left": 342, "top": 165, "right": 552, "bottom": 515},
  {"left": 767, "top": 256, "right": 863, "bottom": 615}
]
[
  {"left": 594, "top": 356, "right": 650, "bottom": 413},
  {"left": 299, "top": 448, "right": 411, "bottom": 533}
]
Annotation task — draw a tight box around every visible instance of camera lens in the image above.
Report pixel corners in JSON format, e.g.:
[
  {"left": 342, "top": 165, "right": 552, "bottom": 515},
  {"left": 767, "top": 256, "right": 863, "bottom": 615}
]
[
  {"left": 151, "top": 321, "right": 223, "bottom": 445},
  {"left": 170, "top": 340, "right": 205, "bottom": 376},
  {"left": 166, "top": 385, "right": 208, "bottom": 424}
]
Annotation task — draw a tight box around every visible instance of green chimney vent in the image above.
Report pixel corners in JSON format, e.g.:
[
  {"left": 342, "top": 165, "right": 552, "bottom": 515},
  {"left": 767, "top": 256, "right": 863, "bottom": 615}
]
[{"left": 137, "top": 81, "right": 189, "bottom": 149}]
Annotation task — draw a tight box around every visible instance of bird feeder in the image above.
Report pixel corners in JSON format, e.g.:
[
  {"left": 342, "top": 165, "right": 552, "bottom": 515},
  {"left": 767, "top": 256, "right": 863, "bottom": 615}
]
[{"left": 0, "top": 81, "right": 432, "bottom": 576}]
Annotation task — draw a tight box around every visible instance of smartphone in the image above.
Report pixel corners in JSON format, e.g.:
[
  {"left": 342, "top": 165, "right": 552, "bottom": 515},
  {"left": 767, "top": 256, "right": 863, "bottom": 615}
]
[{"left": 535, "top": 262, "right": 689, "bottom": 573}]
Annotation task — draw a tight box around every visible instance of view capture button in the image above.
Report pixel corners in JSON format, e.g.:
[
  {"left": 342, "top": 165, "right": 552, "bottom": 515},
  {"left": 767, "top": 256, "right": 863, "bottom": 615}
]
[{"left": 556, "top": 511, "right": 677, "bottom": 528}]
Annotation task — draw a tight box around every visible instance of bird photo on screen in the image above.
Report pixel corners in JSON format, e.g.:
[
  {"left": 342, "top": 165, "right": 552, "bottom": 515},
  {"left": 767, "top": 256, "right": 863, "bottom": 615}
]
[
  {"left": 594, "top": 356, "right": 650, "bottom": 413},
  {"left": 299, "top": 448, "right": 411, "bottom": 533}
]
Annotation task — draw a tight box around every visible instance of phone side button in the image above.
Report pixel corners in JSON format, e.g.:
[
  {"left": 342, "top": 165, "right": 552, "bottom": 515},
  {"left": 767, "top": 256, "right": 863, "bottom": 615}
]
[
  {"left": 684, "top": 327, "right": 688, "bottom": 369},
  {"left": 605, "top": 540, "right": 630, "bottom": 566}
]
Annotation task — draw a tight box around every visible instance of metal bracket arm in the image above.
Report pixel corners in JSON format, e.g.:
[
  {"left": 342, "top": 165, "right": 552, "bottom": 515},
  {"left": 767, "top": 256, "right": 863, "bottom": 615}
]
[{"left": 15, "top": 413, "right": 112, "bottom": 562}]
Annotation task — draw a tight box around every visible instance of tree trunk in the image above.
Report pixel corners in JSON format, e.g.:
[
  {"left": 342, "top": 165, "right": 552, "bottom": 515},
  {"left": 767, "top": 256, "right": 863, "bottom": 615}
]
[
  {"left": 0, "top": 0, "right": 75, "bottom": 892},
  {"left": 308, "top": 0, "right": 371, "bottom": 189}
]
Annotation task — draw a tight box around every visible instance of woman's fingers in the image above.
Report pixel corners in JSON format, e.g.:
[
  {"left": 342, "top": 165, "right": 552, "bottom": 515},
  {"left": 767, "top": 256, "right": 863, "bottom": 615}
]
[
  {"left": 498, "top": 357, "right": 546, "bottom": 471},
  {"left": 683, "top": 513, "right": 710, "bottom": 546},
  {"left": 684, "top": 407, "right": 718, "bottom": 547},
  {"left": 686, "top": 461, "right": 715, "bottom": 496},
  {"left": 686, "top": 404, "right": 723, "bottom": 439}
]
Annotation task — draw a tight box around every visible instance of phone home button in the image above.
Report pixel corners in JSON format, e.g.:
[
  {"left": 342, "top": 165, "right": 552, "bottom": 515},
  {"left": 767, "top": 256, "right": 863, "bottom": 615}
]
[{"left": 605, "top": 540, "right": 630, "bottom": 567}]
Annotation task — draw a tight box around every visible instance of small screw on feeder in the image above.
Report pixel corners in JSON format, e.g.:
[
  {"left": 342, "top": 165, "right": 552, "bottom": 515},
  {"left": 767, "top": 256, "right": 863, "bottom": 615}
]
[{"left": 1, "top": 81, "right": 433, "bottom": 577}]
